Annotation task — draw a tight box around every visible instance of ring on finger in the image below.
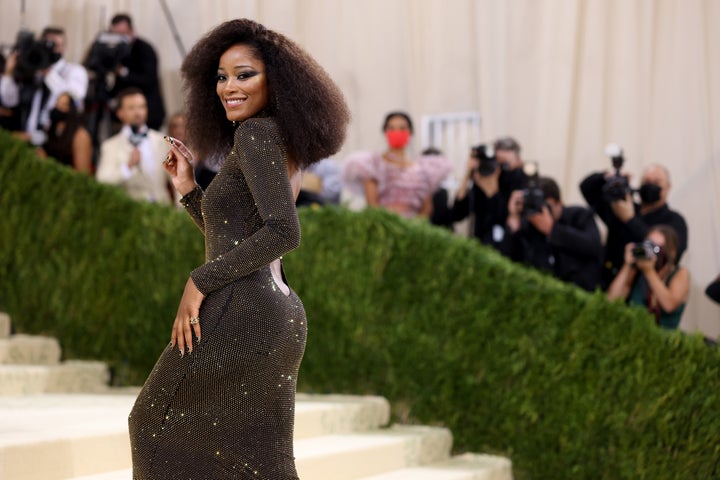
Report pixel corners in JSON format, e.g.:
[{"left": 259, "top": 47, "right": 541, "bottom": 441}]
[{"left": 189, "top": 316, "right": 200, "bottom": 325}]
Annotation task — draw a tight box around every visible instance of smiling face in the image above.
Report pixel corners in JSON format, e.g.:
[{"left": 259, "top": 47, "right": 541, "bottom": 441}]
[{"left": 216, "top": 44, "right": 269, "bottom": 122}]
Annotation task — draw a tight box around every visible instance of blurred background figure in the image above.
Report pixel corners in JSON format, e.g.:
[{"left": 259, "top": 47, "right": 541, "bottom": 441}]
[
  {"left": 95, "top": 87, "right": 172, "bottom": 204},
  {"left": 501, "top": 175, "right": 602, "bottom": 292},
  {"left": 580, "top": 146, "right": 688, "bottom": 290},
  {"left": 0, "top": 26, "right": 88, "bottom": 146},
  {"left": 607, "top": 224, "right": 690, "bottom": 330},
  {"left": 36, "top": 92, "right": 92, "bottom": 173},
  {"left": 450, "top": 137, "right": 527, "bottom": 250},
  {"left": 343, "top": 111, "right": 452, "bottom": 219},
  {"left": 107, "top": 14, "right": 166, "bottom": 131},
  {"left": 296, "top": 157, "right": 343, "bottom": 207}
]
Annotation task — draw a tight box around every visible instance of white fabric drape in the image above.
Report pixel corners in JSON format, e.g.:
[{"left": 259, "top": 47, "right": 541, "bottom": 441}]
[{"left": 2, "top": 0, "right": 718, "bottom": 337}]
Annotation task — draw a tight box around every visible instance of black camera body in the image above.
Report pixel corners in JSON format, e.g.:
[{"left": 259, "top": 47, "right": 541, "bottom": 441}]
[
  {"left": 13, "top": 30, "right": 59, "bottom": 83},
  {"left": 602, "top": 143, "right": 633, "bottom": 203},
  {"left": 470, "top": 144, "right": 499, "bottom": 177},
  {"left": 521, "top": 162, "right": 545, "bottom": 216},
  {"left": 632, "top": 239, "right": 667, "bottom": 270},
  {"left": 85, "top": 32, "right": 131, "bottom": 75}
]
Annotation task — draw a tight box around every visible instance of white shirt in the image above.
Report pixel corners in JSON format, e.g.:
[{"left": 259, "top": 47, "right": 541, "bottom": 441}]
[{"left": 0, "top": 58, "right": 88, "bottom": 145}]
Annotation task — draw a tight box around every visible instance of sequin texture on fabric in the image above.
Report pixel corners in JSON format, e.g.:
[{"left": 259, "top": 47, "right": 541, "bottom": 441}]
[{"left": 129, "top": 118, "right": 306, "bottom": 479}]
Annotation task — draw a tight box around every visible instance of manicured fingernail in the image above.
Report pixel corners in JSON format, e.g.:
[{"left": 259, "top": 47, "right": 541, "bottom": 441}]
[{"left": 179, "top": 349, "right": 184, "bottom": 357}]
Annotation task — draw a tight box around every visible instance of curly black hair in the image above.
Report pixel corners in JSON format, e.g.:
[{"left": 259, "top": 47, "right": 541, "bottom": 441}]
[{"left": 181, "top": 19, "right": 350, "bottom": 170}]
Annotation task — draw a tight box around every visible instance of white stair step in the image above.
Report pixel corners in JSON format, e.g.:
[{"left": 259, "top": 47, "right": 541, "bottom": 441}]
[
  {"left": 0, "top": 361, "right": 110, "bottom": 395},
  {"left": 294, "top": 425, "right": 453, "bottom": 480},
  {"left": 0, "top": 393, "right": 393, "bottom": 480},
  {"left": 0, "top": 312, "right": 10, "bottom": 339},
  {"left": 0, "top": 334, "right": 62, "bottom": 365},
  {"left": 64, "top": 426, "right": 453, "bottom": 480},
  {"left": 357, "top": 453, "right": 513, "bottom": 480}
]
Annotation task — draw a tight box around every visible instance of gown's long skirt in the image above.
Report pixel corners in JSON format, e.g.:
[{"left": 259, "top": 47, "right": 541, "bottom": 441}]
[{"left": 129, "top": 267, "right": 307, "bottom": 479}]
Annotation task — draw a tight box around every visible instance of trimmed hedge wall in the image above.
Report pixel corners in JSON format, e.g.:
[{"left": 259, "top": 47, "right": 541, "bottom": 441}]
[{"left": 1, "top": 130, "right": 718, "bottom": 479}]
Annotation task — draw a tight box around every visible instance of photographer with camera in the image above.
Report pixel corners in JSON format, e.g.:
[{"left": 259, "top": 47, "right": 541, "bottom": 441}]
[
  {"left": 451, "top": 136, "right": 527, "bottom": 250},
  {"left": 607, "top": 225, "right": 689, "bottom": 329},
  {"left": 104, "top": 14, "right": 166, "bottom": 131},
  {"left": 580, "top": 147, "right": 688, "bottom": 290},
  {"left": 0, "top": 27, "right": 88, "bottom": 145},
  {"left": 501, "top": 175, "right": 603, "bottom": 291}
]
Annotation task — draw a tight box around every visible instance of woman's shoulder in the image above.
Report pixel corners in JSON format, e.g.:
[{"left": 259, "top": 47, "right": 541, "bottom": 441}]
[{"left": 235, "top": 117, "right": 281, "bottom": 139}]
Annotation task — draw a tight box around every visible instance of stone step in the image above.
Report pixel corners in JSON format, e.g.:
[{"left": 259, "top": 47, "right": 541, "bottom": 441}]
[
  {"left": 0, "top": 361, "right": 110, "bottom": 395},
  {"left": 0, "top": 312, "right": 10, "bottom": 339},
  {"left": 66, "top": 453, "right": 513, "bottom": 480},
  {"left": 357, "top": 453, "right": 514, "bottom": 480},
  {"left": 0, "top": 392, "right": 393, "bottom": 480},
  {"left": 0, "top": 334, "right": 62, "bottom": 365},
  {"left": 63, "top": 427, "right": 453, "bottom": 480}
]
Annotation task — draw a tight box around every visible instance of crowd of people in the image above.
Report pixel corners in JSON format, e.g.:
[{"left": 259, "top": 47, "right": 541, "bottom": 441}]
[{"left": 0, "top": 17, "right": 716, "bottom": 332}]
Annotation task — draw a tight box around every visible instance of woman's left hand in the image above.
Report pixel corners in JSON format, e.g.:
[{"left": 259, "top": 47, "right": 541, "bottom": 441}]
[
  {"left": 171, "top": 277, "right": 205, "bottom": 356},
  {"left": 635, "top": 254, "right": 656, "bottom": 273}
]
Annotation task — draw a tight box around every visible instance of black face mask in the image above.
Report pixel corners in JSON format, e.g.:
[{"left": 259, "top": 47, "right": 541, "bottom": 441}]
[
  {"left": 639, "top": 183, "right": 662, "bottom": 204},
  {"left": 49, "top": 108, "right": 69, "bottom": 124}
]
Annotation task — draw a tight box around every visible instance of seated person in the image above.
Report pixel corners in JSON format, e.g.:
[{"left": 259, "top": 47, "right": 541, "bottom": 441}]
[
  {"left": 607, "top": 224, "right": 690, "bottom": 329},
  {"left": 37, "top": 92, "right": 93, "bottom": 173},
  {"left": 451, "top": 137, "right": 527, "bottom": 249},
  {"left": 501, "top": 176, "right": 602, "bottom": 292},
  {"left": 343, "top": 111, "right": 452, "bottom": 219}
]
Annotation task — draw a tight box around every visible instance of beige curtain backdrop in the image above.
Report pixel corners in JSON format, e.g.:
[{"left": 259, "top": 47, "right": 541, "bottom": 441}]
[{"left": 2, "top": 0, "right": 718, "bottom": 338}]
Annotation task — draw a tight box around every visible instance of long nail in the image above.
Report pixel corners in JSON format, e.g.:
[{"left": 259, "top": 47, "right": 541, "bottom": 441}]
[{"left": 179, "top": 348, "right": 184, "bottom": 357}]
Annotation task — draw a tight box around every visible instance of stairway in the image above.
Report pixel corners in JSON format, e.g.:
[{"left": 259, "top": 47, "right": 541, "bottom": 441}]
[{"left": 0, "top": 312, "right": 513, "bottom": 480}]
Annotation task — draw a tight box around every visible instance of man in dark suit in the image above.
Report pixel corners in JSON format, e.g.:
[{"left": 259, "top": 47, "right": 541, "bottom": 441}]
[{"left": 109, "top": 13, "right": 166, "bottom": 130}]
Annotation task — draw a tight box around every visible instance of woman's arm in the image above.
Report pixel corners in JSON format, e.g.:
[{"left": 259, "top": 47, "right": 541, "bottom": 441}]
[
  {"left": 71, "top": 127, "right": 93, "bottom": 174},
  {"left": 607, "top": 243, "right": 638, "bottom": 301},
  {"left": 189, "top": 119, "right": 300, "bottom": 296},
  {"left": 418, "top": 194, "right": 433, "bottom": 218},
  {"left": 363, "top": 178, "right": 380, "bottom": 207},
  {"left": 642, "top": 267, "right": 690, "bottom": 313}
]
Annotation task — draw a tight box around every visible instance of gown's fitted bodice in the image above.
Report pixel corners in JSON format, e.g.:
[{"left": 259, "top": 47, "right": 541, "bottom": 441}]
[
  {"left": 129, "top": 117, "right": 306, "bottom": 480},
  {"left": 182, "top": 117, "right": 301, "bottom": 296}
]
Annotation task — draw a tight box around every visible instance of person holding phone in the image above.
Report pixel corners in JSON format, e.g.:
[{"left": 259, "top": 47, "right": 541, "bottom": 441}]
[{"left": 128, "top": 19, "right": 349, "bottom": 479}]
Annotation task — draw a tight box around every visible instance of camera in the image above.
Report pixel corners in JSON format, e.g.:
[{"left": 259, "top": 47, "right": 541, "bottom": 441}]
[
  {"left": 601, "top": 143, "right": 632, "bottom": 202},
  {"left": 470, "top": 143, "right": 498, "bottom": 176},
  {"left": 521, "top": 161, "right": 545, "bottom": 216},
  {"left": 85, "top": 32, "right": 131, "bottom": 75},
  {"left": 13, "top": 30, "right": 60, "bottom": 82},
  {"left": 632, "top": 240, "right": 667, "bottom": 269}
]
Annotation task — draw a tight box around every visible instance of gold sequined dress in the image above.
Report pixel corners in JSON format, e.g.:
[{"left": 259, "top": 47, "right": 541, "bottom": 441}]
[{"left": 129, "top": 118, "right": 306, "bottom": 479}]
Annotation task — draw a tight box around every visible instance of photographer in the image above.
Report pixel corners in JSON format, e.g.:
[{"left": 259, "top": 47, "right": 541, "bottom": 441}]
[
  {"left": 580, "top": 160, "right": 688, "bottom": 289},
  {"left": 607, "top": 225, "right": 689, "bottom": 329},
  {"left": 451, "top": 136, "right": 527, "bottom": 250},
  {"left": 0, "top": 27, "right": 88, "bottom": 145},
  {"left": 501, "top": 176, "right": 602, "bottom": 291},
  {"left": 106, "top": 14, "right": 166, "bottom": 130}
]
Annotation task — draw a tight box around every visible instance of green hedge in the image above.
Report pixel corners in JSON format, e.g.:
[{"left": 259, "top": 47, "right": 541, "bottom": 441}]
[{"left": 1, "top": 129, "right": 718, "bottom": 479}]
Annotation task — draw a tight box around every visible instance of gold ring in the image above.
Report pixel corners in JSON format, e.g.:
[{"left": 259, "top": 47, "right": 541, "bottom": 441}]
[{"left": 189, "top": 317, "right": 199, "bottom": 325}]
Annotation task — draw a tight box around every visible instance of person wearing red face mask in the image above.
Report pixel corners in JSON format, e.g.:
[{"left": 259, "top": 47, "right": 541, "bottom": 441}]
[{"left": 343, "top": 111, "right": 452, "bottom": 218}]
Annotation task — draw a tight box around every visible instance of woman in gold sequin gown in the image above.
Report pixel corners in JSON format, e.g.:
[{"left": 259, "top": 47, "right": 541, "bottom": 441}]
[{"left": 128, "top": 19, "right": 349, "bottom": 479}]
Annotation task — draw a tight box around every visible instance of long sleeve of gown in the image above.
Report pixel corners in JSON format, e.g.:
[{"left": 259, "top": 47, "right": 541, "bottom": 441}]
[{"left": 190, "top": 119, "right": 301, "bottom": 296}]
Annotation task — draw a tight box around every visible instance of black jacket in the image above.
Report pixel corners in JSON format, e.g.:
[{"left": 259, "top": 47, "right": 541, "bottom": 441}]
[
  {"left": 500, "top": 205, "right": 603, "bottom": 292},
  {"left": 580, "top": 172, "right": 688, "bottom": 288},
  {"left": 113, "top": 37, "right": 166, "bottom": 130},
  {"left": 451, "top": 168, "right": 527, "bottom": 250}
]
